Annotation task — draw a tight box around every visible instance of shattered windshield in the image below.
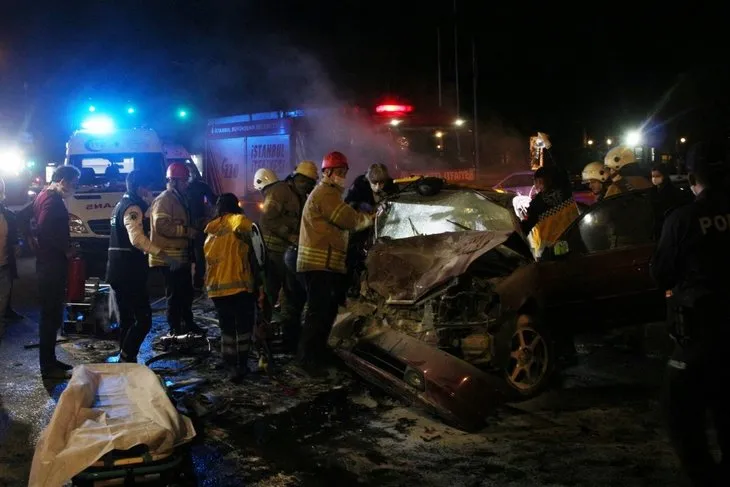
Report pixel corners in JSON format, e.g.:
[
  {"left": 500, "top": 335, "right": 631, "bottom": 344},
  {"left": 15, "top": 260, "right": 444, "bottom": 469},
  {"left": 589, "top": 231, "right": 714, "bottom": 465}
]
[{"left": 376, "top": 190, "right": 517, "bottom": 240}]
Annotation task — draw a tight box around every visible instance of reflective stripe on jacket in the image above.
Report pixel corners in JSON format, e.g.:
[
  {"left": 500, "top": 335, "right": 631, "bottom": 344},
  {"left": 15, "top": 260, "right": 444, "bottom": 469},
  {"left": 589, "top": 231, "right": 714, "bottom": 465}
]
[
  {"left": 204, "top": 214, "right": 255, "bottom": 298},
  {"left": 528, "top": 198, "right": 580, "bottom": 259},
  {"left": 297, "top": 179, "right": 372, "bottom": 274},
  {"left": 605, "top": 175, "right": 652, "bottom": 198},
  {"left": 259, "top": 181, "right": 302, "bottom": 255},
  {"left": 149, "top": 189, "right": 191, "bottom": 267}
]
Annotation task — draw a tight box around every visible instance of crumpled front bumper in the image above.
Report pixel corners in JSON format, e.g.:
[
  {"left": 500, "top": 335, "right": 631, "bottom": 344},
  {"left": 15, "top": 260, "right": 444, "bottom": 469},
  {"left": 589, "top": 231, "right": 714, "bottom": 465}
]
[{"left": 331, "top": 315, "right": 511, "bottom": 431}]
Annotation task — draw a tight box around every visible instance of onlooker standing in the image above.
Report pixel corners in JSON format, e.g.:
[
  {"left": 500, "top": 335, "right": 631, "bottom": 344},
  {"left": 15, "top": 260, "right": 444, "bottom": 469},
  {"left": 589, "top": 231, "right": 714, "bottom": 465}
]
[
  {"left": 186, "top": 167, "right": 216, "bottom": 291},
  {"left": 32, "top": 165, "right": 80, "bottom": 379},
  {"left": 0, "top": 178, "right": 19, "bottom": 339}
]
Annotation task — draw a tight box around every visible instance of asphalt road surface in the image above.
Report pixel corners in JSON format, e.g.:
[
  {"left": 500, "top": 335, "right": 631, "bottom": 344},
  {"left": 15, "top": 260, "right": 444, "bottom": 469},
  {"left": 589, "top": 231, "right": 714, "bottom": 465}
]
[{"left": 0, "top": 256, "right": 692, "bottom": 486}]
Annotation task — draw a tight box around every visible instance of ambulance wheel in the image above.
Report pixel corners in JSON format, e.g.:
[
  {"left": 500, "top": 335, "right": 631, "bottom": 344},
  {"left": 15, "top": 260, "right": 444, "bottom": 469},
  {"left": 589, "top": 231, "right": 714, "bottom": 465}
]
[{"left": 502, "top": 314, "right": 555, "bottom": 399}]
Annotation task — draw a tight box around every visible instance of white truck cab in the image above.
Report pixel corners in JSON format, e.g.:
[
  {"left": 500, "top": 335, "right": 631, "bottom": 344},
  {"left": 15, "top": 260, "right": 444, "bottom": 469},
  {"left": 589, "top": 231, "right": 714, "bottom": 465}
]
[{"left": 64, "top": 128, "right": 166, "bottom": 257}]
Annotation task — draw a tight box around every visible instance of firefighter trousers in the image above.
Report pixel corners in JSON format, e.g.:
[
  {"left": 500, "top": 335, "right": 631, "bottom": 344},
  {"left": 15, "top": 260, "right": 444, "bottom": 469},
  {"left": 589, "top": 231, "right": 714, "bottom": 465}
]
[
  {"left": 265, "top": 252, "right": 305, "bottom": 351},
  {"left": 212, "top": 292, "right": 255, "bottom": 370},
  {"left": 297, "top": 271, "right": 341, "bottom": 368},
  {"left": 112, "top": 282, "right": 152, "bottom": 362},
  {"left": 162, "top": 265, "right": 195, "bottom": 334},
  {"left": 665, "top": 343, "right": 730, "bottom": 487}
]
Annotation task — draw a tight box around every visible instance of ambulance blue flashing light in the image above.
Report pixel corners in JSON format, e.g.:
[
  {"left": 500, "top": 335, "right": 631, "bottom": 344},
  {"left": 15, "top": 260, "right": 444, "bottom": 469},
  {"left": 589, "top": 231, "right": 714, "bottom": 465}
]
[{"left": 81, "top": 115, "right": 115, "bottom": 134}]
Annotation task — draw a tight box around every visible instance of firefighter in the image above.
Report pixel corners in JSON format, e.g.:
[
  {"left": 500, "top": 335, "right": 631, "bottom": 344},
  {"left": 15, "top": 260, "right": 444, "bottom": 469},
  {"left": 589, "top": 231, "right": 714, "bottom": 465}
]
[
  {"left": 581, "top": 161, "right": 609, "bottom": 202},
  {"left": 522, "top": 165, "right": 580, "bottom": 259},
  {"left": 149, "top": 162, "right": 205, "bottom": 336},
  {"left": 107, "top": 170, "right": 181, "bottom": 363},
  {"left": 651, "top": 140, "right": 730, "bottom": 487},
  {"left": 604, "top": 146, "right": 652, "bottom": 198},
  {"left": 32, "top": 165, "right": 80, "bottom": 379},
  {"left": 256, "top": 162, "right": 317, "bottom": 352},
  {"left": 204, "top": 193, "right": 259, "bottom": 382},
  {"left": 297, "top": 151, "right": 373, "bottom": 375}
]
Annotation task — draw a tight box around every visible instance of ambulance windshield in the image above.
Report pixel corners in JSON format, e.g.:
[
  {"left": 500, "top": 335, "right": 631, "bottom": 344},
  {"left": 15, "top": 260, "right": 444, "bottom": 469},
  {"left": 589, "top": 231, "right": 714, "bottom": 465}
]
[{"left": 69, "top": 152, "right": 166, "bottom": 192}]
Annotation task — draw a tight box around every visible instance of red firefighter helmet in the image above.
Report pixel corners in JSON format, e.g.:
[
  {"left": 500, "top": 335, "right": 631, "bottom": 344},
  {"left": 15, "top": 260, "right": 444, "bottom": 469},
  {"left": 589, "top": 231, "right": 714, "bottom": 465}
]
[
  {"left": 166, "top": 162, "right": 190, "bottom": 180},
  {"left": 322, "top": 151, "right": 349, "bottom": 170}
]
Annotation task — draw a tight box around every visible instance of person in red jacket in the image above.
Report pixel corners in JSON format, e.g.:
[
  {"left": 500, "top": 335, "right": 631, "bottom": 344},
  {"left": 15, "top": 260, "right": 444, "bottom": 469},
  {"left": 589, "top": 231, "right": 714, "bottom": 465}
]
[{"left": 32, "top": 165, "right": 80, "bottom": 379}]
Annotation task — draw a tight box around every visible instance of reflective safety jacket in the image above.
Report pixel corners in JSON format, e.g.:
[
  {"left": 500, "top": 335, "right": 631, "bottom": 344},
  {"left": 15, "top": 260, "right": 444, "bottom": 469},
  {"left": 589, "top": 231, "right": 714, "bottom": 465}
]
[
  {"left": 522, "top": 189, "right": 580, "bottom": 259},
  {"left": 204, "top": 213, "right": 256, "bottom": 298},
  {"left": 259, "top": 180, "right": 302, "bottom": 255},
  {"left": 605, "top": 164, "right": 652, "bottom": 198},
  {"left": 149, "top": 188, "right": 193, "bottom": 267},
  {"left": 297, "top": 179, "right": 372, "bottom": 274}
]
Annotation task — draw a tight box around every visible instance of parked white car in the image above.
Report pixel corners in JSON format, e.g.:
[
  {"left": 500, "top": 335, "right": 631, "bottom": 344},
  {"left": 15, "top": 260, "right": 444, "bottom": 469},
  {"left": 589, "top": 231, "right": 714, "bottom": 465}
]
[{"left": 493, "top": 171, "right": 536, "bottom": 197}]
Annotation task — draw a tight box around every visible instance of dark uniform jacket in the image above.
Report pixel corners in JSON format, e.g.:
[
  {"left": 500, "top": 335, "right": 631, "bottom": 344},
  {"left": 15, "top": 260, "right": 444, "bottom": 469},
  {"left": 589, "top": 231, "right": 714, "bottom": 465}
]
[{"left": 651, "top": 188, "right": 730, "bottom": 343}]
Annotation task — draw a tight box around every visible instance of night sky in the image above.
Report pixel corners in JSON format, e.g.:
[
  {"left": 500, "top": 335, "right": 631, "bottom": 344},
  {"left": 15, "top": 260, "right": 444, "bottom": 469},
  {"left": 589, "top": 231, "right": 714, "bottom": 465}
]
[{"left": 0, "top": 1, "right": 727, "bottom": 159}]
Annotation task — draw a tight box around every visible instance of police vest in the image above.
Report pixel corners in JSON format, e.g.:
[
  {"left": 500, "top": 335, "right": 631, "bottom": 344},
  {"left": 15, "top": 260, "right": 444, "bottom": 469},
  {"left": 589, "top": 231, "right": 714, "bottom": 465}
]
[{"left": 106, "top": 194, "right": 150, "bottom": 286}]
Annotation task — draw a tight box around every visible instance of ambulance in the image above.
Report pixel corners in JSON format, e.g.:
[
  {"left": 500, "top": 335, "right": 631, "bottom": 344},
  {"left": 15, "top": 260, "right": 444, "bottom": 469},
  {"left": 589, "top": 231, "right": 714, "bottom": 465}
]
[{"left": 63, "top": 127, "right": 166, "bottom": 257}]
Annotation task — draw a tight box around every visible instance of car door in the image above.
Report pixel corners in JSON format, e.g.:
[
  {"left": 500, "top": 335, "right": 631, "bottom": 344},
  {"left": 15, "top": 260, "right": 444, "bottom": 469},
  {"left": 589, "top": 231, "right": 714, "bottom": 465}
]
[{"left": 538, "top": 191, "right": 662, "bottom": 327}]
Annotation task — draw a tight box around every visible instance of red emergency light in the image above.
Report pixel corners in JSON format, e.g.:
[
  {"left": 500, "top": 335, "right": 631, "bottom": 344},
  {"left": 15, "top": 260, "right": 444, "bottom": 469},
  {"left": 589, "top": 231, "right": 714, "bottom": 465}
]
[{"left": 375, "top": 104, "right": 414, "bottom": 114}]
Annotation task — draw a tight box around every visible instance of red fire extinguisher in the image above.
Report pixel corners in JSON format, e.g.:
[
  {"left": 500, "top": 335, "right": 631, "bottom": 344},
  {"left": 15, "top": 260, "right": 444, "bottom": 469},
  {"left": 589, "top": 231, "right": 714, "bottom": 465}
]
[{"left": 67, "top": 256, "right": 87, "bottom": 302}]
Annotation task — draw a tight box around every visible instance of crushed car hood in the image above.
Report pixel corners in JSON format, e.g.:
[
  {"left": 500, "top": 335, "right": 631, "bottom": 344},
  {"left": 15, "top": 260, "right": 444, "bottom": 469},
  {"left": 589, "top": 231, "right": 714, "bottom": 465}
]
[{"left": 367, "top": 230, "right": 513, "bottom": 304}]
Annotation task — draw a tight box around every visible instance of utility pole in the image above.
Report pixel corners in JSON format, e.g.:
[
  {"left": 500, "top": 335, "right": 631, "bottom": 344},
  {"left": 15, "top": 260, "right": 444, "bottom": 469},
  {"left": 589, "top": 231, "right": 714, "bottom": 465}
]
[
  {"left": 472, "top": 36, "right": 479, "bottom": 172},
  {"left": 453, "top": 0, "right": 460, "bottom": 117},
  {"left": 437, "top": 27, "right": 443, "bottom": 108}
]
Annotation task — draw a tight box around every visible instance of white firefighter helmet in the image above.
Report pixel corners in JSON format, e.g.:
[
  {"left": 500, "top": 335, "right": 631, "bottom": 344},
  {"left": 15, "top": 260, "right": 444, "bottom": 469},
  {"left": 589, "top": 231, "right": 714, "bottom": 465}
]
[
  {"left": 582, "top": 162, "right": 608, "bottom": 183},
  {"left": 294, "top": 160, "right": 318, "bottom": 181},
  {"left": 604, "top": 146, "right": 637, "bottom": 171},
  {"left": 253, "top": 168, "right": 278, "bottom": 190}
]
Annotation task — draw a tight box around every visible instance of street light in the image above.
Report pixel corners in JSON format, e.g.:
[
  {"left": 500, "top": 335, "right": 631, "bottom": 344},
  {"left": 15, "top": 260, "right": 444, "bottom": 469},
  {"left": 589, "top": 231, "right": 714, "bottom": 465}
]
[
  {"left": 434, "top": 131, "right": 444, "bottom": 138},
  {"left": 625, "top": 130, "right": 642, "bottom": 146},
  {"left": 680, "top": 137, "right": 687, "bottom": 144},
  {"left": 587, "top": 139, "right": 594, "bottom": 146},
  {"left": 454, "top": 119, "right": 465, "bottom": 126},
  {"left": 177, "top": 108, "right": 188, "bottom": 119},
  {"left": 606, "top": 138, "right": 612, "bottom": 145},
  {"left": 127, "top": 106, "right": 136, "bottom": 114}
]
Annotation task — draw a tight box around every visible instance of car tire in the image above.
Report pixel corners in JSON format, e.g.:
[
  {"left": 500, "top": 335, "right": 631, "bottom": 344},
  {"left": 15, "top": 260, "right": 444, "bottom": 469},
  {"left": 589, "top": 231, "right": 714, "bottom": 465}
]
[{"left": 502, "top": 314, "right": 556, "bottom": 400}]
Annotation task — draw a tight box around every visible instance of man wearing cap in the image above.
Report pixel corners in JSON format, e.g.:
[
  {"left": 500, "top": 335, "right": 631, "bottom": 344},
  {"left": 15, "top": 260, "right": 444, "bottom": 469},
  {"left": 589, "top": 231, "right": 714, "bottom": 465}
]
[
  {"left": 651, "top": 140, "right": 730, "bottom": 487},
  {"left": 296, "top": 151, "right": 373, "bottom": 375}
]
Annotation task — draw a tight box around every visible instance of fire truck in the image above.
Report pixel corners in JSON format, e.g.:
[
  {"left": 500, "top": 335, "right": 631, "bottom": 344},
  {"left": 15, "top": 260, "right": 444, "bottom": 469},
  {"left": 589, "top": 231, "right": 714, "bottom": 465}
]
[{"left": 204, "top": 101, "right": 475, "bottom": 216}]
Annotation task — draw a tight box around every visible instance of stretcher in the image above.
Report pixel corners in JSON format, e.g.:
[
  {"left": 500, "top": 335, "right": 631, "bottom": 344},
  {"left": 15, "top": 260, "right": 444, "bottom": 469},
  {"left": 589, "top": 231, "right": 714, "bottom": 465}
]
[
  {"left": 29, "top": 364, "right": 197, "bottom": 487},
  {"left": 71, "top": 444, "right": 193, "bottom": 486}
]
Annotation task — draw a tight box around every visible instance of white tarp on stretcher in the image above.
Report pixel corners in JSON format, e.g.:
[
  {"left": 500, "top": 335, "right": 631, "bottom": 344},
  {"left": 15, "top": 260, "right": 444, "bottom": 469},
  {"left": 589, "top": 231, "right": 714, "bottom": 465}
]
[{"left": 29, "top": 363, "right": 196, "bottom": 487}]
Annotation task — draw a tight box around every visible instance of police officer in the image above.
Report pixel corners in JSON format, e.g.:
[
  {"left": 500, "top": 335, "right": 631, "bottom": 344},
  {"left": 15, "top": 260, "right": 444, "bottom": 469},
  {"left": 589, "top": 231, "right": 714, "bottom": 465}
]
[
  {"left": 651, "top": 140, "right": 730, "bottom": 487},
  {"left": 107, "top": 171, "right": 181, "bottom": 362}
]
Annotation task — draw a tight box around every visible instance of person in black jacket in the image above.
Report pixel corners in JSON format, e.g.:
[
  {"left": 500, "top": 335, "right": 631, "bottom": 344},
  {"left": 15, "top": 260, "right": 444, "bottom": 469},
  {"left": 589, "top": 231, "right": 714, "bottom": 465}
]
[
  {"left": 186, "top": 168, "right": 217, "bottom": 290},
  {"left": 344, "top": 163, "right": 397, "bottom": 213},
  {"left": 107, "top": 171, "right": 180, "bottom": 363},
  {"left": 651, "top": 163, "right": 692, "bottom": 238},
  {"left": 0, "top": 178, "right": 19, "bottom": 339},
  {"left": 343, "top": 164, "right": 397, "bottom": 299},
  {"left": 651, "top": 140, "right": 730, "bottom": 487}
]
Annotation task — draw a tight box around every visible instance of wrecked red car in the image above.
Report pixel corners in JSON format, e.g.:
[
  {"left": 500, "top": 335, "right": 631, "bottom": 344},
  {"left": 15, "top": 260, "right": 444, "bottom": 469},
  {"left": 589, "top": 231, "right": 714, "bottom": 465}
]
[{"left": 330, "top": 182, "right": 666, "bottom": 430}]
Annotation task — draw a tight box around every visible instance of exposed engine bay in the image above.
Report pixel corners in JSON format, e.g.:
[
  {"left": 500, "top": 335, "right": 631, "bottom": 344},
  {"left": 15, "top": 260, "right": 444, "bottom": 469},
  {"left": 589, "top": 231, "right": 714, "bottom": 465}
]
[{"left": 355, "top": 275, "right": 501, "bottom": 367}]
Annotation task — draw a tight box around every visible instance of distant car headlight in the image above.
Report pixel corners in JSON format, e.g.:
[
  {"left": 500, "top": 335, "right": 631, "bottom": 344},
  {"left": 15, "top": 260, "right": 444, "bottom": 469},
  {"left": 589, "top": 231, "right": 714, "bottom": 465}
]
[{"left": 68, "top": 213, "right": 89, "bottom": 234}]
